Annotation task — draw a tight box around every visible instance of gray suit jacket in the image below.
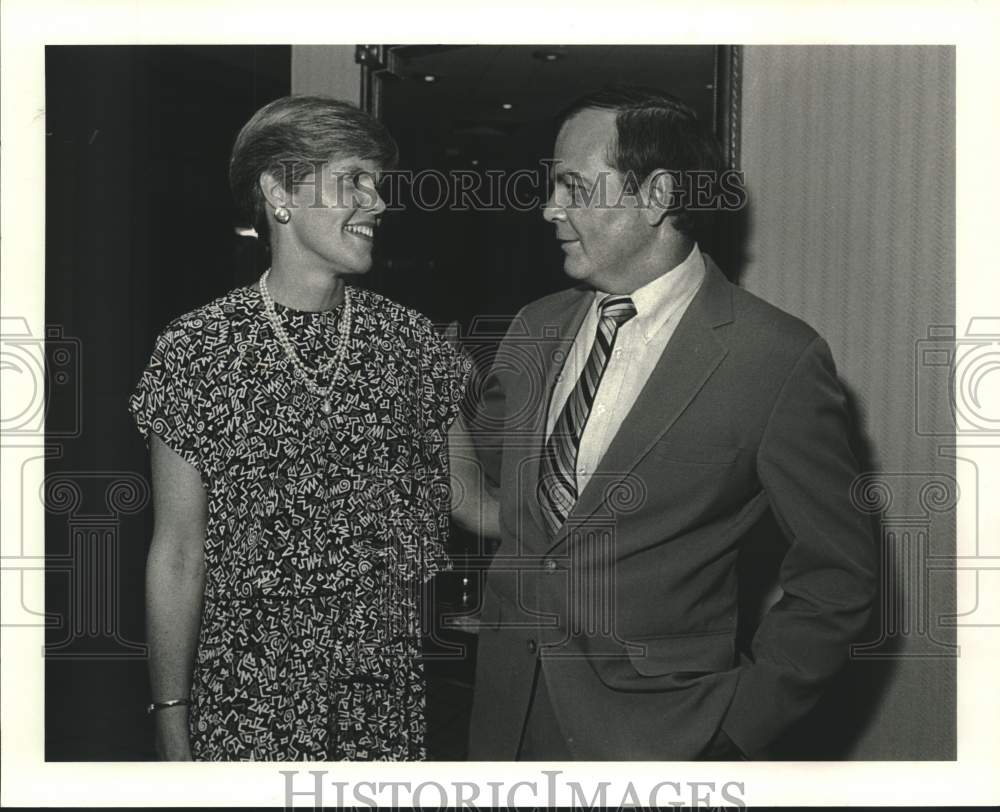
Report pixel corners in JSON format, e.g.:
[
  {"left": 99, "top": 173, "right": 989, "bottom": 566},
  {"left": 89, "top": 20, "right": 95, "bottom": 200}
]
[{"left": 467, "top": 258, "right": 877, "bottom": 759}]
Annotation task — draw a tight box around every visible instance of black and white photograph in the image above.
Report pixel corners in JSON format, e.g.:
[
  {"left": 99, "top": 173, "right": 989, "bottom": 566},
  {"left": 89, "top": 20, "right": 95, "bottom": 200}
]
[{"left": 1, "top": 1, "right": 997, "bottom": 808}]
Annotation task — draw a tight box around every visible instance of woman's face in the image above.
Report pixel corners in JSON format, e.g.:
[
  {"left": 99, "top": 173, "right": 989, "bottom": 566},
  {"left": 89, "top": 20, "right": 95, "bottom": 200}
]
[{"left": 277, "top": 156, "right": 387, "bottom": 276}]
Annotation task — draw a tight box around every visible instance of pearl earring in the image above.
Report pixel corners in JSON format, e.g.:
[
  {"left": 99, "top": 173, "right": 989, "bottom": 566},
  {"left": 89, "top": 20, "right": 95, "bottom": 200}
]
[{"left": 273, "top": 206, "right": 291, "bottom": 224}]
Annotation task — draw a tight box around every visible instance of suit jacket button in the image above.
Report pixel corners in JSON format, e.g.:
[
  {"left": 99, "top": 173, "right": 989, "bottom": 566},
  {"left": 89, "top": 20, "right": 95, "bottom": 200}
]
[
  {"left": 526, "top": 638, "right": 537, "bottom": 654},
  {"left": 544, "top": 559, "right": 557, "bottom": 572}
]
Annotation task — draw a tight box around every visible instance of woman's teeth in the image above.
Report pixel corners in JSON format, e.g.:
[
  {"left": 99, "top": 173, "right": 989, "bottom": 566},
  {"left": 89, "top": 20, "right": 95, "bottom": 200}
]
[{"left": 344, "top": 224, "right": 374, "bottom": 239}]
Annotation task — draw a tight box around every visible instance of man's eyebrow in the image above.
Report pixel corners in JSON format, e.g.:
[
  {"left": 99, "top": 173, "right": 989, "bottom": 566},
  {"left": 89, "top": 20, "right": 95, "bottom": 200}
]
[{"left": 555, "top": 169, "right": 591, "bottom": 184}]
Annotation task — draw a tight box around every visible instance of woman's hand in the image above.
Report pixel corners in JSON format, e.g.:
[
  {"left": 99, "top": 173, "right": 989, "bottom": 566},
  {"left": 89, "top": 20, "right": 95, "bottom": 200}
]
[
  {"left": 154, "top": 706, "right": 194, "bottom": 761},
  {"left": 449, "top": 411, "right": 501, "bottom": 538}
]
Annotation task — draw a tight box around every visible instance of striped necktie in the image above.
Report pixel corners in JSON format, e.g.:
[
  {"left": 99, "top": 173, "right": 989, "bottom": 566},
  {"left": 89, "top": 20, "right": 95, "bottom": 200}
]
[{"left": 538, "top": 295, "right": 637, "bottom": 533}]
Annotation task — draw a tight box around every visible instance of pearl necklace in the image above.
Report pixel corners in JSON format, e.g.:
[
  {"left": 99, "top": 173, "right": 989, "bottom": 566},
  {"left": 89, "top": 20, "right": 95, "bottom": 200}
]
[{"left": 258, "top": 269, "right": 352, "bottom": 415}]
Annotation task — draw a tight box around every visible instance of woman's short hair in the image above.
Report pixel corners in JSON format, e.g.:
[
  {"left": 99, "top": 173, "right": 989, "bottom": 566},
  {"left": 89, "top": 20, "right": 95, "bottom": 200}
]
[
  {"left": 229, "top": 95, "right": 398, "bottom": 242},
  {"left": 556, "top": 85, "right": 723, "bottom": 237}
]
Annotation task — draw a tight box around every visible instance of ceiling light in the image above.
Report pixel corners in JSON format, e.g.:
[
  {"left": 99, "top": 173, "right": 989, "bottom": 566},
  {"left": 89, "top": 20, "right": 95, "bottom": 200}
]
[
  {"left": 500, "top": 102, "right": 514, "bottom": 110},
  {"left": 423, "top": 74, "right": 438, "bottom": 83}
]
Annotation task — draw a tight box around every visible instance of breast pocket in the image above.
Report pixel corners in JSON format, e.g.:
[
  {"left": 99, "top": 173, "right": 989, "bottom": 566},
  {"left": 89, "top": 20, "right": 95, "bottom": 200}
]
[
  {"left": 640, "top": 439, "right": 749, "bottom": 517},
  {"left": 646, "top": 441, "right": 740, "bottom": 466}
]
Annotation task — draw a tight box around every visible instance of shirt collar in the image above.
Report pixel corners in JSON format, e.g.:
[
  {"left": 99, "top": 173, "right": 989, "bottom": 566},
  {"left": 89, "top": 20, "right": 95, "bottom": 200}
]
[{"left": 595, "top": 243, "right": 706, "bottom": 343}]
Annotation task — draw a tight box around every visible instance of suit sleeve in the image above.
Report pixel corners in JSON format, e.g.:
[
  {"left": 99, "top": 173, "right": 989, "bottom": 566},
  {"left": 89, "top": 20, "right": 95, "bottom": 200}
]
[{"left": 720, "top": 335, "right": 878, "bottom": 757}]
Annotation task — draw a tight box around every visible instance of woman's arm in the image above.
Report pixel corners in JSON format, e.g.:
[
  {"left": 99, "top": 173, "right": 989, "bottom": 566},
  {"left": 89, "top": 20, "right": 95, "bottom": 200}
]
[
  {"left": 448, "top": 411, "right": 501, "bottom": 539},
  {"left": 146, "top": 434, "right": 208, "bottom": 761},
  {"left": 440, "top": 321, "right": 501, "bottom": 540}
]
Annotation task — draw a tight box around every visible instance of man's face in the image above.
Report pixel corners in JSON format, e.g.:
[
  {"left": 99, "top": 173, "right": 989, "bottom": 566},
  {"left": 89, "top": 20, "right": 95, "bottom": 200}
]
[{"left": 543, "top": 108, "right": 654, "bottom": 293}]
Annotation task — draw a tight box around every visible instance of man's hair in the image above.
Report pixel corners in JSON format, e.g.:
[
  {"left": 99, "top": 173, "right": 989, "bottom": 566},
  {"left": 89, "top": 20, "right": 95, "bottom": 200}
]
[
  {"left": 229, "top": 95, "right": 398, "bottom": 243},
  {"left": 556, "top": 85, "right": 723, "bottom": 237}
]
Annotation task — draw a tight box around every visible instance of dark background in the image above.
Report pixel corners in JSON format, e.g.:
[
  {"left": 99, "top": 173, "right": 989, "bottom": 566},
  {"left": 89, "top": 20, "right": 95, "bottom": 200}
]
[{"left": 44, "top": 45, "right": 291, "bottom": 760}]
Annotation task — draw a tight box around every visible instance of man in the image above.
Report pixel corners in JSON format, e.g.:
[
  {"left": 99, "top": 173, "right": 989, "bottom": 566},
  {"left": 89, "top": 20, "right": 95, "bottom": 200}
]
[{"left": 458, "top": 86, "right": 877, "bottom": 760}]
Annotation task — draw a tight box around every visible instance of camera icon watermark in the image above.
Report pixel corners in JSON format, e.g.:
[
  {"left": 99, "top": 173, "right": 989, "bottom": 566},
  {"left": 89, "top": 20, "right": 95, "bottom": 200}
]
[
  {"left": 915, "top": 318, "right": 1000, "bottom": 436},
  {"left": 0, "top": 316, "right": 82, "bottom": 441}
]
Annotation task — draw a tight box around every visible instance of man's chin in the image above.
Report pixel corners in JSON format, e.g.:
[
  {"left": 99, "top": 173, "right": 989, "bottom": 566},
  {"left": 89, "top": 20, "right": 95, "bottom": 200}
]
[{"left": 561, "top": 257, "right": 590, "bottom": 281}]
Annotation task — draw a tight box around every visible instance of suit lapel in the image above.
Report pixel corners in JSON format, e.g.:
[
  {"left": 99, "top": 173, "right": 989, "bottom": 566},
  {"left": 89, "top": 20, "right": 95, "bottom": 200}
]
[{"left": 545, "top": 258, "right": 735, "bottom": 553}]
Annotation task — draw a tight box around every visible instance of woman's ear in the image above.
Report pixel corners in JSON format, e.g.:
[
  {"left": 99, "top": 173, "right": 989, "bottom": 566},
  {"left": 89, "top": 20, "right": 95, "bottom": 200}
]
[
  {"left": 258, "top": 171, "right": 289, "bottom": 210},
  {"left": 643, "top": 169, "right": 675, "bottom": 227}
]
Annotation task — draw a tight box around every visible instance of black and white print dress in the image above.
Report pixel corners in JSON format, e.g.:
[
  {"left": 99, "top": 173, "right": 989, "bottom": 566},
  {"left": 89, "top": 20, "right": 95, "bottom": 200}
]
[{"left": 130, "top": 284, "right": 470, "bottom": 761}]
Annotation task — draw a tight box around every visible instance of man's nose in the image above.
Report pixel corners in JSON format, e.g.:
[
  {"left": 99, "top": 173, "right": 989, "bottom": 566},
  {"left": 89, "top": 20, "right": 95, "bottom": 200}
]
[{"left": 542, "top": 191, "right": 565, "bottom": 223}]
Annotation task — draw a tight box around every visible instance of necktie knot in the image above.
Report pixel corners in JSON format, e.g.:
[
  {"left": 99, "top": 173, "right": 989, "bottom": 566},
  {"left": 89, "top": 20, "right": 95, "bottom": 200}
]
[{"left": 600, "top": 295, "right": 637, "bottom": 327}]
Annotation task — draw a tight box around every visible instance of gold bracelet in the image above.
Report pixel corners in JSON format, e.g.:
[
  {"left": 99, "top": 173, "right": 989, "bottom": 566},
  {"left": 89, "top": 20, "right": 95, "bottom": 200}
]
[{"left": 146, "top": 698, "right": 191, "bottom": 714}]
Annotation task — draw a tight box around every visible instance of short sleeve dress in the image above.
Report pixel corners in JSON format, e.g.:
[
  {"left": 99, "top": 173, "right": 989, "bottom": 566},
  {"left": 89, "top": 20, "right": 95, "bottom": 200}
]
[{"left": 129, "top": 284, "right": 471, "bottom": 761}]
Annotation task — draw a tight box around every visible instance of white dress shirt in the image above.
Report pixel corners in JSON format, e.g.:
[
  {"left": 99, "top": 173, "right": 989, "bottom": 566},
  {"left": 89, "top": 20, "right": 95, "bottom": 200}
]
[{"left": 545, "top": 243, "right": 706, "bottom": 493}]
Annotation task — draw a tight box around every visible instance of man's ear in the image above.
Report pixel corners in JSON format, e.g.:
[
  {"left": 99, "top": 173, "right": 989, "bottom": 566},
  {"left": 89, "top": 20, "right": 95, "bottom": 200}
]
[
  {"left": 644, "top": 169, "right": 676, "bottom": 227},
  {"left": 258, "top": 171, "right": 290, "bottom": 210}
]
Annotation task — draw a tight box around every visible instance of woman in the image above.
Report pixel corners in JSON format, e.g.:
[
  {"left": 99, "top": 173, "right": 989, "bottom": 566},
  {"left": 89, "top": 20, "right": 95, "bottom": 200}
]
[{"left": 130, "top": 96, "right": 470, "bottom": 761}]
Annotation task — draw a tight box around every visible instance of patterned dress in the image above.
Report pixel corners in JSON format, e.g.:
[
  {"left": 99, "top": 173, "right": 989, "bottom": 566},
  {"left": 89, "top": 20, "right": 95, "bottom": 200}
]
[{"left": 130, "top": 284, "right": 470, "bottom": 761}]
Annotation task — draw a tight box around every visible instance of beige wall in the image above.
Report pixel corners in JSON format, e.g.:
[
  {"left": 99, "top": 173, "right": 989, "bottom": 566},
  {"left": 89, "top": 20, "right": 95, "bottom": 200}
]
[
  {"left": 291, "top": 45, "right": 360, "bottom": 102},
  {"left": 740, "top": 46, "right": 956, "bottom": 758}
]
